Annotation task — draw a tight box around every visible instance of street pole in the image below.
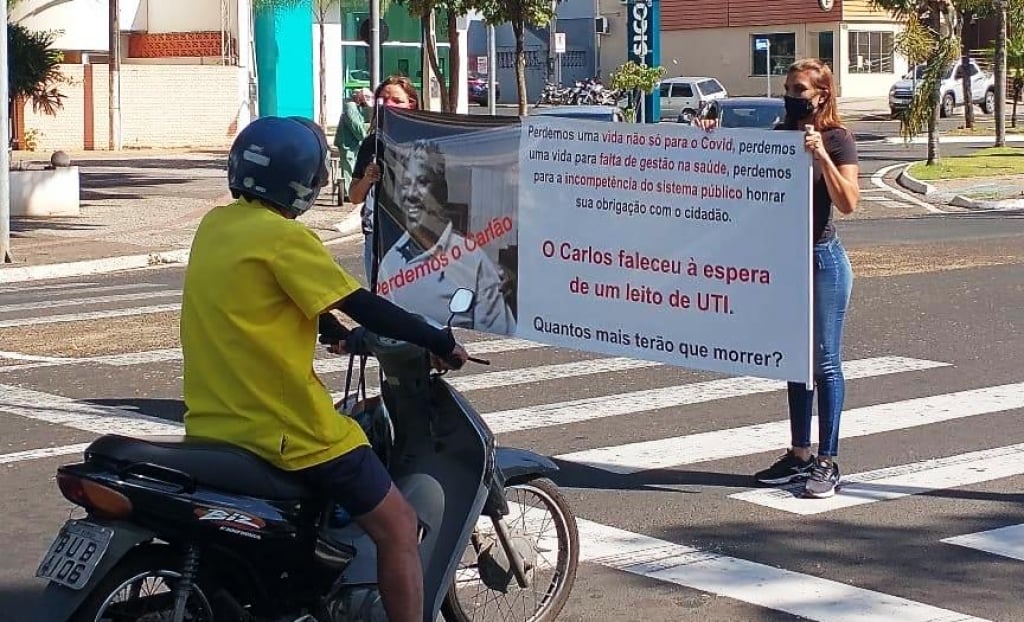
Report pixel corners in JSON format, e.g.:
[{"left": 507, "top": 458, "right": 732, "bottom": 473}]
[
  {"left": 994, "top": 0, "right": 1007, "bottom": 147},
  {"left": 1, "top": 0, "right": 11, "bottom": 262},
  {"left": 547, "top": 0, "right": 557, "bottom": 85},
  {"left": 487, "top": 23, "right": 496, "bottom": 115},
  {"left": 109, "top": 0, "right": 122, "bottom": 151},
  {"left": 370, "top": 0, "right": 381, "bottom": 89},
  {"left": 766, "top": 41, "right": 771, "bottom": 98}
]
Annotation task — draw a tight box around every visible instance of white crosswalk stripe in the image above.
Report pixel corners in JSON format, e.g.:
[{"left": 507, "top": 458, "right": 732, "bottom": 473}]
[{"left": 1, "top": 336, "right": 1022, "bottom": 621}]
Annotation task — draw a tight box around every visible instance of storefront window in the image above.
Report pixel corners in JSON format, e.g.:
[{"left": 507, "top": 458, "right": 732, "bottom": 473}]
[
  {"left": 340, "top": 2, "right": 451, "bottom": 97},
  {"left": 813, "top": 32, "right": 834, "bottom": 70},
  {"left": 750, "top": 33, "right": 796, "bottom": 76},
  {"left": 848, "top": 31, "right": 894, "bottom": 74}
]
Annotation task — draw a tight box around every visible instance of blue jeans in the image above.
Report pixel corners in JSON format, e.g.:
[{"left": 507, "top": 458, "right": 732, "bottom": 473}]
[{"left": 788, "top": 236, "right": 854, "bottom": 458}]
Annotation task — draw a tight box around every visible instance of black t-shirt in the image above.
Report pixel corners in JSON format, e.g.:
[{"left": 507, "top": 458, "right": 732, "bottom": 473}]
[
  {"left": 811, "top": 127, "right": 858, "bottom": 243},
  {"left": 353, "top": 132, "right": 381, "bottom": 181},
  {"left": 353, "top": 133, "right": 384, "bottom": 234}
]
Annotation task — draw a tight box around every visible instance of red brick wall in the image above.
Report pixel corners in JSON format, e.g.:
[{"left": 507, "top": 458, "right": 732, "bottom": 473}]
[{"left": 21, "top": 63, "right": 245, "bottom": 152}]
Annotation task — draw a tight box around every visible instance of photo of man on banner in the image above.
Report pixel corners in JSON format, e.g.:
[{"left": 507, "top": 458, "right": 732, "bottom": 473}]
[{"left": 373, "top": 137, "right": 517, "bottom": 335}]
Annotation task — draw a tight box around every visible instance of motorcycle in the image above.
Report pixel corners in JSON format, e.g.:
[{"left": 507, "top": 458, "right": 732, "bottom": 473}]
[{"left": 33, "top": 288, "right": 579, "bottom": 622}]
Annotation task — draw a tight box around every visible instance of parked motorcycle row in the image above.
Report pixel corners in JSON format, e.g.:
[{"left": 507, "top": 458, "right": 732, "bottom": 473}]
[
  {"left": 34, "top": 289, "right": 580, "bottom": 622},
  {"left": 536, "top": 78, "right": 623, "bottom": 107}
]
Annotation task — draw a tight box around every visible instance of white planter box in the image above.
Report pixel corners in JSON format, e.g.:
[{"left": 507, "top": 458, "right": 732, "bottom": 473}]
[{"left": 10, "top": 167, "right": 81, "bottom": 217}]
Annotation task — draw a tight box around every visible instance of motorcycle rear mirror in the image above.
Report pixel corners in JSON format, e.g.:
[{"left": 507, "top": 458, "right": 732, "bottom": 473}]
[{"left": 449, "top": 288, "right": 475, "bottom": 316}]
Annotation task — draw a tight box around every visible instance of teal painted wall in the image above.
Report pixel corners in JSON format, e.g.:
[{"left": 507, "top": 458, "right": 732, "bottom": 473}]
[{"left": 254, "top": 2, "right": 314, "bottom": 119}]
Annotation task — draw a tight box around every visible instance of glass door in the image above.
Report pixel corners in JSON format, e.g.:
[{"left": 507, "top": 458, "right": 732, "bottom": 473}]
[{"left": 339, "top": 2, "right": 451, "bottom": 99}]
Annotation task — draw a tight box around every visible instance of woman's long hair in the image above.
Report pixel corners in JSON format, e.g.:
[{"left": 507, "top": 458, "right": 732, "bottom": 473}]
[
  {"left": 368, "top": 75, "right": 420, "bottom": 131},
  {"left": 781, "top": 59, "right": 844, "bottom": 131}
]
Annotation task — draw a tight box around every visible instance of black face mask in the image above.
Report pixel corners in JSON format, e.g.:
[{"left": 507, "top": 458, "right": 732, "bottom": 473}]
[{"left": 784, "top": 95, "right": 817, "bottom": 120}]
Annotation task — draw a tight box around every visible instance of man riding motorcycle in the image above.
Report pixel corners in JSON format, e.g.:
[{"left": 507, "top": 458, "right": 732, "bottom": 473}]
[{"left": 180, "top": 115, "right": 468, "bottom": 622}]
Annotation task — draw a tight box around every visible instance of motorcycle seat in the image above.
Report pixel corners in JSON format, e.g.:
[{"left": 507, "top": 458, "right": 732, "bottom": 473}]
[{"left": 85, "top": 434, "right": 313, "bottom": 501}]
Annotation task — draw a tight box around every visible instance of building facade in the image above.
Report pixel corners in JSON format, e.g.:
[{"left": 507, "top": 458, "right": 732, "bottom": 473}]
[
  {"left": 466, "top": 0, "right": 600, "bottom": 105},
  {"left": 596, "top": 0, "right": 911, "bottom": 98},
  {"left": 311, "top": 1, "right": 471, "bottom": 129},
  {"left": 11, "top": 0, "right": 255, "bottom": 152}
]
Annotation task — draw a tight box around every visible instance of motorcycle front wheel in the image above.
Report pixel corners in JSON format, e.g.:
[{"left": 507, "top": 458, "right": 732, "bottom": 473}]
[
  {"left": 72, "top": 547, "right": 216, "bottom": 622},
  {"left": 441, "top": 477, "right": 579, "bottom": 622}
]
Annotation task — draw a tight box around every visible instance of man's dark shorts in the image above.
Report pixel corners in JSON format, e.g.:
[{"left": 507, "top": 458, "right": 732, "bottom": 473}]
[{"left": 298, "top": 446, "right": 392, "bottom": 517}]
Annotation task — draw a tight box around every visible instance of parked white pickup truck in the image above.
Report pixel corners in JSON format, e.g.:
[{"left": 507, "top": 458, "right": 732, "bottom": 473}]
[{"left": 888, "top": 59, "right": 996, "bottom": 119}]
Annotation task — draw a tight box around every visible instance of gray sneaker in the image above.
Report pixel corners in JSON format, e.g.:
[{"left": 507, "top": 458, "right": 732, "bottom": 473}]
[{"left": 803, "top": 458, "right": 841, "bottom": 498}]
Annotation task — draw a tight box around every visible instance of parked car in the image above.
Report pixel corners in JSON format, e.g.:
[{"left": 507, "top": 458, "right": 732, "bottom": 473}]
[
  {"left": 530, "top": 105, "right": 625, "bottom": 122},
  {"left": 468, "top": 72, "right": 500, "bottom": 106},
  {"left": 657, "top": 77, "right": 728, "bottom": 122},
  {"left": 681, "top": 96, "right": 786, "bottom": 129},
  {"left": 888, "top": 59, "right": 996, "bottom": 119}
]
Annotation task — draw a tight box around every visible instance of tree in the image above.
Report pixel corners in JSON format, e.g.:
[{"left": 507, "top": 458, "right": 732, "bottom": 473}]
[
  {"left": 477, "top": 0, "right": 557, "bottom": 115},
  {"left": 8, "top": 22, "right": 68, "bottom": 128},
  {"left": 953, "top": 0, "right": 987, "bottom": 128},
  {"left": 609, "top": 61, "right": 664, "bottom": 123},
  {"left": 313, "top": 0, "right": 341, "bottom": 129},
  {"left": 871, "top": 0, "right": 960, "bottom": 165},
  {"left": 1009, "top": 30, "right": 1024, "bottom": 126}
]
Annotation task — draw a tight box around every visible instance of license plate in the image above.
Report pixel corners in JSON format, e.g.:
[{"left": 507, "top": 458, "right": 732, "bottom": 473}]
[{"left": 35, "top": 520, "right": 113, "bottom": 590}]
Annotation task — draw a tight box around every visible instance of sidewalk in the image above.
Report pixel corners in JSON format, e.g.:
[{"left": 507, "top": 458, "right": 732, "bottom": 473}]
[{"left": 1, "top": 150, "right": 361, "bottom": 283}]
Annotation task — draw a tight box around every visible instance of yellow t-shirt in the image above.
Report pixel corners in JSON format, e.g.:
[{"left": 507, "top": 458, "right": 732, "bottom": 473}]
[{"left": 181, "top": 198, "right": 367, "bottom": 471}]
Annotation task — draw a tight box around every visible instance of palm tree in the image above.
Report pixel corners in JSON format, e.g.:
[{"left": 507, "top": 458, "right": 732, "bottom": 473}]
[
  {"left": 6, "top": 1, "right": 70, "bottom": 148},
  {"left": 8, "top": 23, "right": 66, "bottom": 116},
  {"left": 870, "top": 0, "right": 960, "bottom": 165}
]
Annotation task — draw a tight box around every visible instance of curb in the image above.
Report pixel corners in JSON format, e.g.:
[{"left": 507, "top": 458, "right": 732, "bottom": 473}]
[
  {"left": 896, "top": 165, "right": 937, "bottom": 196},
  {"left": 950, "top": 195, "right": 984, "bottom": 209},
  {"left": 0, "top": 249, "right": 190, "bottom": 284},
  {"left": 949, "top": 195, "right": 1024, "bottom": 210}
]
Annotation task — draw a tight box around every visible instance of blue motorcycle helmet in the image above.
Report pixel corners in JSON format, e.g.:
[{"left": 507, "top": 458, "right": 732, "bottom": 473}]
[{"left": 227, "top": 116, "right": 331, "bottom": 217}]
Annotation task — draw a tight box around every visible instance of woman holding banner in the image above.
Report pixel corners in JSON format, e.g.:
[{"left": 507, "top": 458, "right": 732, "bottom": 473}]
[
  {"left": 700, "top": 59, "right": 859, "bottom": 498},
  {"left": 348, "top": 76, "right": 419, "bottom": 284}
]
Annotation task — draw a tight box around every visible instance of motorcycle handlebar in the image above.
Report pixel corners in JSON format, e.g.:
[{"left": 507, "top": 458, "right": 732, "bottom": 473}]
[{"left": 318, "top": 324, "right": 487, "bottom": 369}]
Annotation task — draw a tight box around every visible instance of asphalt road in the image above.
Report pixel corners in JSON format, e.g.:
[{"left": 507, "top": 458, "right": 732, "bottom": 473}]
[{"left": 1, "top": 128, "right": 1023, "bottom": 621}]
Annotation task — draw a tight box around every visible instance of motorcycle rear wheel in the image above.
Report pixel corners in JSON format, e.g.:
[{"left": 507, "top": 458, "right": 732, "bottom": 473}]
[
  {"left": 441, "top": 477, "right": 579, "bottom": 622},
  {"left": 72, "top": 546, "right": 217, "bottom": 622}
]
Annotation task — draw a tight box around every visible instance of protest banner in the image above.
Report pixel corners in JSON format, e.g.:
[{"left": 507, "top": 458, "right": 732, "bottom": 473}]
[
  {"left": 373, "top": 109, "right": 521, "bottom": 335},
  {"left": 516, "top": 117, "right": 814, "bottom": 383},
  {"left": 373, "top": 109, "right": 814, "bottom": 383}
]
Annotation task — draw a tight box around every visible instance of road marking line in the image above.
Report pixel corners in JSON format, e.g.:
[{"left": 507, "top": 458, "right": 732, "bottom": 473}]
[
  {"left": 578, "top": 518, "right": 989, "bottom": 621},
  {"left": 0, "top": 281, "right": 98, "bottom": 293},
  {"left": 0, "top": 443, "right": 91, "bottom": 465},
  {"left": 870, "top": 163, "right": 946, "bottom": 214},
  {"left": 0, "top": 334, "right": 550, "bottom": 373},
  {"left": 0, "top": 290, "right": 181, "bottom": 314},
  {"left": 557, "top": 382, "right": 1024, "bottom": 474},
  {"left": 448, "top": 357, "right": 662, "bottom": 392},
  {"left": 0, "top": 282, "right": 164, "bottom": 295},
  {"left": 942, "top": 524, "right": 1024, "bottom": 562},
  {"left": 0, "top": 384, "right": 182, "bottom": 436},
  {"left": 0, "top": 304, "right": 182, "bottom": 329},
  {"left": 730, "top": 443, "right": 1024, "bottom": 514},
  {"left": 312, "top": 337, "right": 548, "bottom": 374},
  {"left": 485, "top": 356, "right": 949, "bottom": 434},
  {"left": 0, "top": 351, "right": 75, "bottom": 363},
  {"left": 330, "top": 357, "right": 663, "bottom": 399}
]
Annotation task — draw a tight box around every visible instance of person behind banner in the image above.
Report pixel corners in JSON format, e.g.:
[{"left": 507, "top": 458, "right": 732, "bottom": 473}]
[
  {"left": 378, "top": 140, "right": 517, "bottom": 335},
  {"left": 334, "top": 87, "right": 372, "bottom": 200},
  {"left": 349, "top": 76, "right": 419, "bottom": 283}
]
